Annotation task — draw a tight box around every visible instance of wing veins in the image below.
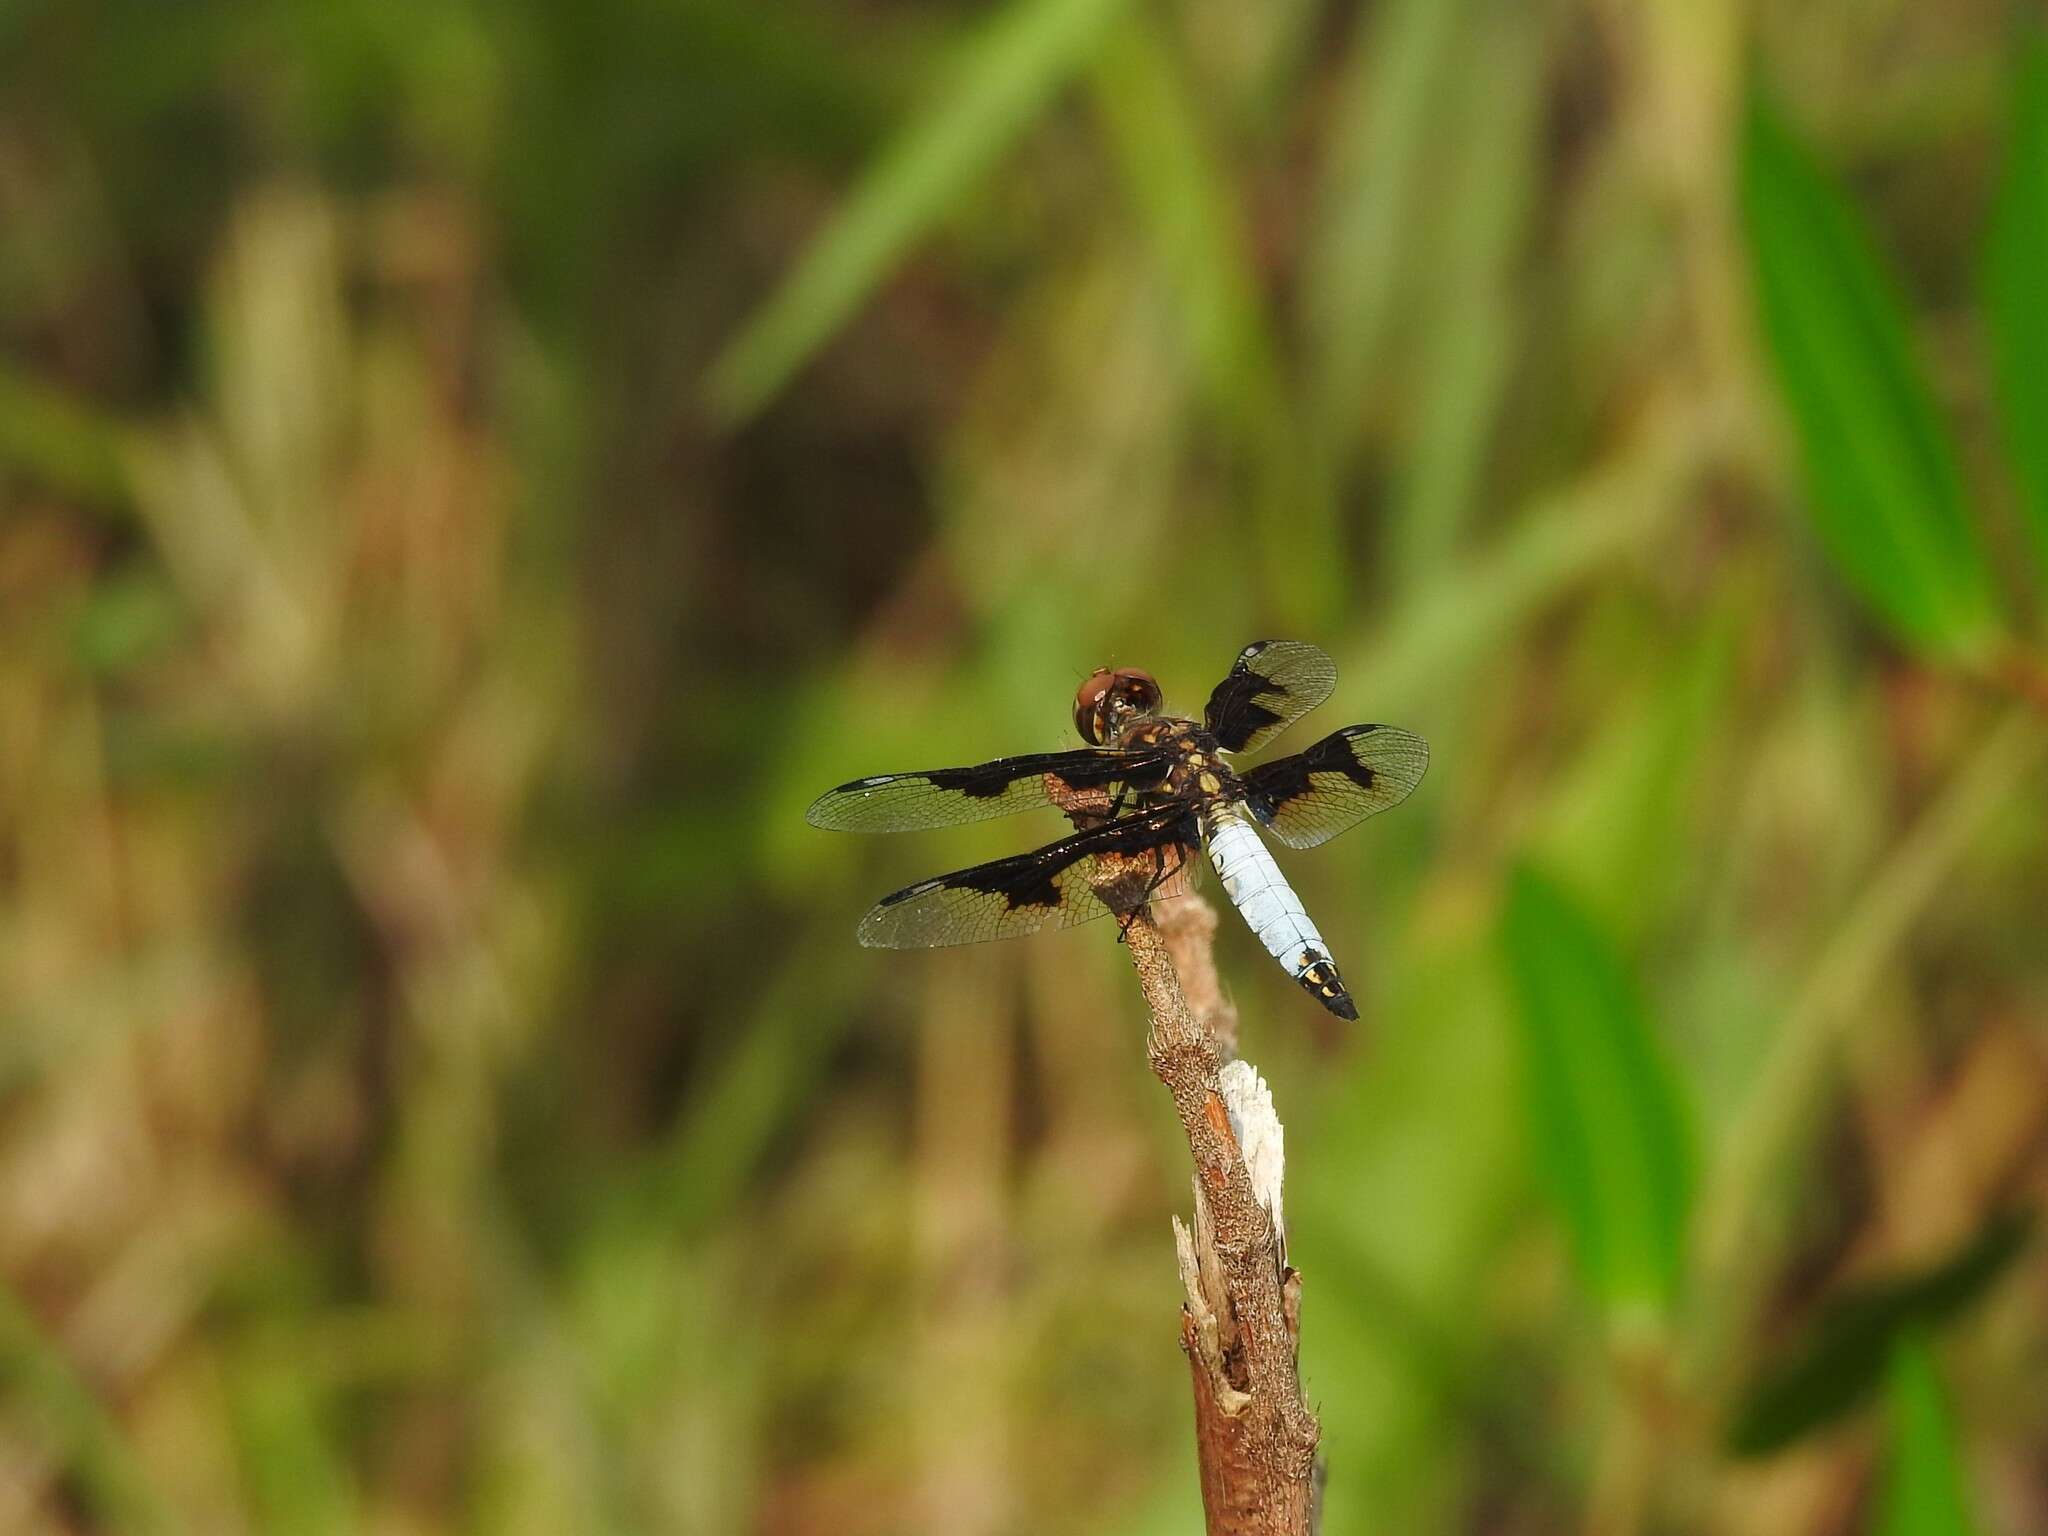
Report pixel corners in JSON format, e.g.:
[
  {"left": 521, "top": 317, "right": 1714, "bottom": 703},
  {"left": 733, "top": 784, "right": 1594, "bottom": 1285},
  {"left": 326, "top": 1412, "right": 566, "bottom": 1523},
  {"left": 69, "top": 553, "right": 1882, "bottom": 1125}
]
[
  {"left": 856, "top": 805, "right": 1197, "bottom": 948},
  {"left": 1204, "top": 640, "right": 1338, "bottom": 755},
  {"left": 1241, "top": 725, "right": 1429, "bottom": 849},
  {"left": 806, "top": 746, "right": 1169, "bottom": 833}
]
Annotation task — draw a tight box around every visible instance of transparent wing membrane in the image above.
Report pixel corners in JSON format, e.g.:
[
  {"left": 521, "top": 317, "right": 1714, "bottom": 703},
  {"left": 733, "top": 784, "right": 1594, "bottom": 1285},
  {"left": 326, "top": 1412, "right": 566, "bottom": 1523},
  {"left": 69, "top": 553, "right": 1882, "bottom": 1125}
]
[
  {"left": 856, "top": 806, "right": 1197, "bottom": 948},
  {"left": 1203, "top": 640, "right": 1338, "bottom": 754},
  {"left": 1241, "top": 725, "right": 1430, "bottom": 849},
  {"left": 806, "top": 747, "right": 1169, "bottom": 833}
]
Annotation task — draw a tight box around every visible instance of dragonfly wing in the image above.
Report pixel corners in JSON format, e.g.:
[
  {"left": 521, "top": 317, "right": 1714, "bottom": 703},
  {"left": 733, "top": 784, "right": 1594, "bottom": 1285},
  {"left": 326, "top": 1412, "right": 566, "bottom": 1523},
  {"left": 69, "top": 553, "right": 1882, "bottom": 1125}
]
[
  {"left": 1203, "top": 640, "right": 1339, "bottom": 755},
  {"left": 806, "top": 746, "right": 1169, "bottom": 832},
  {"left": 856, "top": 805, "right": 1197, "bottom": 947},
  {"left": 1240, "top": 725, "right": 1429, "bottom": 849}
]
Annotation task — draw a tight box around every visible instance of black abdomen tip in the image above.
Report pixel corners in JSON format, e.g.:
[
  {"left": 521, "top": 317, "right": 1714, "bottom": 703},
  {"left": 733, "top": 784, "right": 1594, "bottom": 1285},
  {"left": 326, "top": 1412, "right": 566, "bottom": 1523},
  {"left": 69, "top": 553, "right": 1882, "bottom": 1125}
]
[{"left": 1296, "top": 957, "right": 1358, "bottom": 1020}]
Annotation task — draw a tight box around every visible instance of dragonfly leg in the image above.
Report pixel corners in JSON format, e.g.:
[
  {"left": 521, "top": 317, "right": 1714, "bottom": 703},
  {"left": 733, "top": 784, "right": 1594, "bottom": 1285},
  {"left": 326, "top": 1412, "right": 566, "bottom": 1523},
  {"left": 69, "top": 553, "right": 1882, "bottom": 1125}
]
[{"left": 1115, "top": 844, "right": 1181, "bottom": 942}]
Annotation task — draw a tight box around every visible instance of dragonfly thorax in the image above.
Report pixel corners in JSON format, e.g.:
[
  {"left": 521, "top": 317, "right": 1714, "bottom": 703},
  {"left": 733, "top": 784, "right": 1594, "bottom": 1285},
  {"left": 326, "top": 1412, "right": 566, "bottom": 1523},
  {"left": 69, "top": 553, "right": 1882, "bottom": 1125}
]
[{"left": 1111, "top": 716, "right": 1244, "bottom": 809}]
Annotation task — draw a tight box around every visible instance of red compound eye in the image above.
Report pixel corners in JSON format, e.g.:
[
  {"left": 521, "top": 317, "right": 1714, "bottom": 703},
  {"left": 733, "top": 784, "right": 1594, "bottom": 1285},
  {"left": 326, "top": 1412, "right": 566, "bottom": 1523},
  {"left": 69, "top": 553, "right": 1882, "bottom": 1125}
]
[{"left": 1073, "top": 667, "right": 1161, "bottom": 744}]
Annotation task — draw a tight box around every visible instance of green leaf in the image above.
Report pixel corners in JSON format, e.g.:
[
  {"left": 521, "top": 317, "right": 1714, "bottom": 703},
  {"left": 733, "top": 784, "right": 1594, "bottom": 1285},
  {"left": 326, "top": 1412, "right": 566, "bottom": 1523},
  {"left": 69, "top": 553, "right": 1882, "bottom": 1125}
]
[
  {"left": 1739, "top": 88, "right": 2000, "bottom": 658},
  {"left": 1726, "top": 1210, "right": 2031, "bottom": 1456},
  {"left": 1498, "top": 864, "right": 1692, "bottom": 1325},
  {"left": 704, "top": 0, "right": 1134, "bottom": 423},
  {"left": 1985, "top": 34, "right": 2048, "bottom": 589},
  {"left": 1880, "top": 1335, "right": 1977, "bottom": 1536}
]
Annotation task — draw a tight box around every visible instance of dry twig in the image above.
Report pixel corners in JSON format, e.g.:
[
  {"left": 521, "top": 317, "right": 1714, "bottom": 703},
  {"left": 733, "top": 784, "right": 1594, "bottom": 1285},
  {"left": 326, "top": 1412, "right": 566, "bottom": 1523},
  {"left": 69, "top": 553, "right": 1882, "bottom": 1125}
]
[{"left": 1080, "top": 820, "right": 1321, "bottom": 1535}]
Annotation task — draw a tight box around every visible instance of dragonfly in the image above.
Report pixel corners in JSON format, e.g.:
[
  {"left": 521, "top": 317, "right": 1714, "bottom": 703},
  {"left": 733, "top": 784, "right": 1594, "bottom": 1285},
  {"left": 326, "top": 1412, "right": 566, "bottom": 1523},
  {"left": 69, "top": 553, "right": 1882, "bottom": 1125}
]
[{"left": 805, "top": 641, "right": 1427, "bottom": 1019}]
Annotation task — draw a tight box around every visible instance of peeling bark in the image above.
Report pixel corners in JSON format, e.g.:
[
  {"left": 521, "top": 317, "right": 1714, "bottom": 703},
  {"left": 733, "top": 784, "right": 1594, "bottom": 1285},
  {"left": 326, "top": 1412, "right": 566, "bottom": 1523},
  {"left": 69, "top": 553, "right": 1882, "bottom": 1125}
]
[{"left": 1123, "top": 894, "right": 1321, "bottom": 1534}]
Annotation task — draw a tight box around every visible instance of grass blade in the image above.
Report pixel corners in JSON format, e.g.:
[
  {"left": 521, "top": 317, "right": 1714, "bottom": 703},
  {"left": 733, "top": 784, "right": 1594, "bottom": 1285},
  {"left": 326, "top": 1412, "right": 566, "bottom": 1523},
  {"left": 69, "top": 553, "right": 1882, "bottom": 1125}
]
[
  {"left": 1299, "top": 0, "right": 1472, "bottom": 465},
  {"left": 1727, "top": 1211, "right": 2031, "bottom": 1456},
  {"left": 0, "top": 1284, "right": 180, "bottom": 1535},
  {"left": 1879, "top": 1335, "right": 1978, "bottom": 1536},
  {"left": 704, "top": 0, "right": 1134, "bottom": 423},
  {"left": 229, "top": 1344, "right": 359, "bottom": 1536},
  {"left": 1695, "top": 709, "right": 2048, "bottom": 1368},
  {"left": 1985, "top": 33, "right": 2048, "bottom": 589},
  {"left": 1388, "top": 3, "right": 1545, "bottom": 593},
  {"left": 1740, "top": 89, "right": 2000, "bottom": 658},
  {"left": 1088, "top": 17, "right": 1333, "bottom": 627},
  {"left": 1498, "top": 864, "right": 1693, "bottom": 1326}
]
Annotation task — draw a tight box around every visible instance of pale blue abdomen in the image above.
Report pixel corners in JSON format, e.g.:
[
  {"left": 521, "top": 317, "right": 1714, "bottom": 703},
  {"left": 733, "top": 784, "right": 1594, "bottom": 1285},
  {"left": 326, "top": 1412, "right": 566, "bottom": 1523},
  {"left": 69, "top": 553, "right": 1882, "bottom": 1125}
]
[{"left": 1204, "top": 812, "right": 1357, "bottom": 1019}]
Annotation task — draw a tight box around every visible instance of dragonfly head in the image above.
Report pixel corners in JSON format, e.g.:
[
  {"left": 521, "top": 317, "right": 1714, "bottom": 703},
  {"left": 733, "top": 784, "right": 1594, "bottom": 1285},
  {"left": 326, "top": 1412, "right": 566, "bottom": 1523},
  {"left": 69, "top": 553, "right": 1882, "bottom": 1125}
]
[{"left": 1074, "top": 666, "right": 1162, "bottom": 745}]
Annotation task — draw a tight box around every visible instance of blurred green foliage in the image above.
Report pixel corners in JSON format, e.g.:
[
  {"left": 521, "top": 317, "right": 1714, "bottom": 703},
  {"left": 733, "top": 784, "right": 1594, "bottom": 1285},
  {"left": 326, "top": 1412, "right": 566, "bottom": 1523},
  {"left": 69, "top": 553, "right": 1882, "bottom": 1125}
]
[
  {"left": 1880, "top": 1337, "right": 1976, "bottom": 1536},
  {"left": 1741, "top": 88, "right": 2001, "bottom": 659},
  {"left": 2, "top": 2, "right": 2046, "bottom": 1534},
  {"left": 1728, "top": 1212, "right": 2032, "bottom": 1459},
  {"left": 1986, "top": 37, "right": 2048, "bottom": 592},
  {"left": 1500, "top": 864, "right": 1692, "bottom": 1328}
]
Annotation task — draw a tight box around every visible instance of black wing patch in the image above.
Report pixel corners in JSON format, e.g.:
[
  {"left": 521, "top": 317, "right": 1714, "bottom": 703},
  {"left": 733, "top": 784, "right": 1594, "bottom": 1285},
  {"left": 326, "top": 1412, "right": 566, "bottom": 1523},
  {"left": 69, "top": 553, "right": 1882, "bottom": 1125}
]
[
  {"left": 856, "top": 805, "right": 1198, "bottom": 948},
  {"left": 1203, "top": 640, "right": 1338, "bottom": 754},
  {"left": 806, "top": 747, "right": 1170, "bottom": 833},
  {"left": 1241, "top": 725, "right": 1429, "bottom": 849}
]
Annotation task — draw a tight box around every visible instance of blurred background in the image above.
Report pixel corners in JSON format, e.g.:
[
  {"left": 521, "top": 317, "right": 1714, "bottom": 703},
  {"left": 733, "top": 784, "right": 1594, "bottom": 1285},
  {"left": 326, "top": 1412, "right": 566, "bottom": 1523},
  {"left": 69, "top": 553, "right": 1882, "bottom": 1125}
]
[{"left": 3, "top": 1, "right": 2046, "bottom": 1532}]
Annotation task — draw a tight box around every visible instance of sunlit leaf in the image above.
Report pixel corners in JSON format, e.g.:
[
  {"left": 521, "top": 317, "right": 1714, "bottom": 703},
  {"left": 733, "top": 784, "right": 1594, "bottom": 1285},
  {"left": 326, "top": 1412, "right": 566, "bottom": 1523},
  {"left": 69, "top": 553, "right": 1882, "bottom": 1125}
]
[
  {"left": 1498, "top": 864, "right": 1692, "bottom": 1324},
  {"left": 1740, "top": 89, "right": 2000, "bottom": 658},
  {"left": 1726, "top": 1210, "right": 2031, "bottom": 1456},
  {"left": 705, "top": 0, "right": 1134, "bottom": 423},
  {"left": 1986, "top": 34, "right": 2048, "bottom": 589},
  {"left": 1879, "top": 1335, "right": 1977, "bottom": 1536}
]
